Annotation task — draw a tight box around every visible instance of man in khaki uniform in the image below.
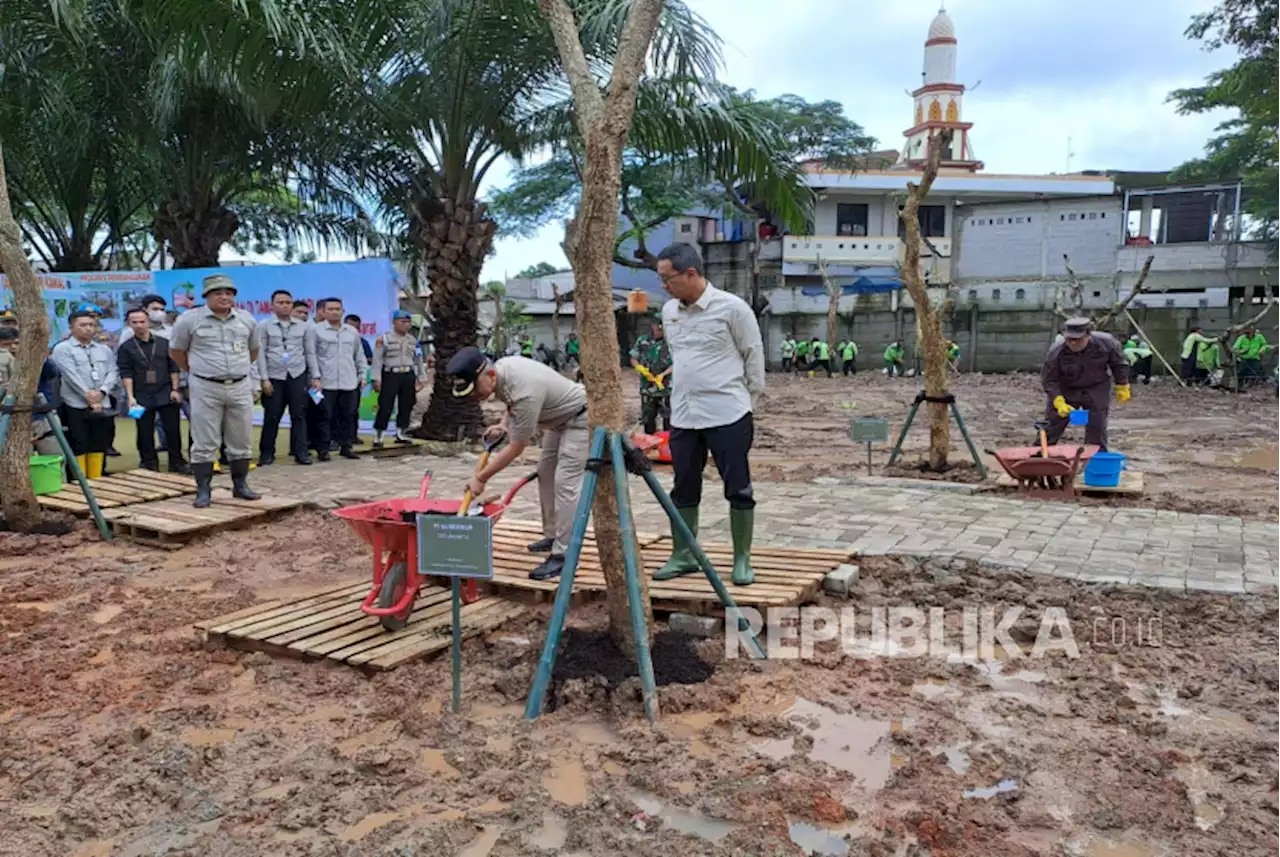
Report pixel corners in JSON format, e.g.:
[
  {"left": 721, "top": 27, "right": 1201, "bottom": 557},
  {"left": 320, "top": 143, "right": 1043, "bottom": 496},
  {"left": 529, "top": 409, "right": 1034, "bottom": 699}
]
[
  {"left": 371, "top": 309, "right": 424, "bottom": 446},
  {"left": 169, "top": 274, "right": 262, "bottom": 507},
  {"left": 447, "top": 346, "right": 588, "bottom": 581}
]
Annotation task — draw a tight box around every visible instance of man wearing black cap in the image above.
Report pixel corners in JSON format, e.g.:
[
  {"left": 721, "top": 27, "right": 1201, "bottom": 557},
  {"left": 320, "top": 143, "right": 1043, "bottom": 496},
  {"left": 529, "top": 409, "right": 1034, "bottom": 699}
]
[
  {"left": 371, "top": 309, "right": 424, "bottom": 446},
  {"left": 1041, "top": 317, "right": 1131, "bottom": 450},
  {"left": 447, "top": 346, "right": 588, "bottom": 580}
]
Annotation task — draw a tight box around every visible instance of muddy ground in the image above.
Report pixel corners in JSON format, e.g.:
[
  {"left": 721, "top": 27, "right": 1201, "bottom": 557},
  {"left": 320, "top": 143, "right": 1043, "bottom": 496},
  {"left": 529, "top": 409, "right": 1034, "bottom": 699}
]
[
  {"left": 628, "top": 372, "right": 1278, "bottom": 521},
  {"left": 3, "top": 512, "right": 1276, "bottom": 857}
]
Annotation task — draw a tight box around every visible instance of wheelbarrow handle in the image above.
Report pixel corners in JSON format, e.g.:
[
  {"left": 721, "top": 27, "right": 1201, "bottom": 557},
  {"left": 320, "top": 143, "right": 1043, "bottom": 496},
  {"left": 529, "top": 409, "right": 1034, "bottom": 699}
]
[
  {"left": 499, "top": 470, "right": 539, "bottom": 509},
  {"left": 418, "top": 471, "right": 434, "bottom": 499}
]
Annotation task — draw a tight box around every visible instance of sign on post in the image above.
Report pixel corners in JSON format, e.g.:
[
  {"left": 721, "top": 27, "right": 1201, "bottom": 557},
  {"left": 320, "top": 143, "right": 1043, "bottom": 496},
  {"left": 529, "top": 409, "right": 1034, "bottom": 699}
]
[
  {"left": 415, "top": 514, "right": 494, "bottom": 580},
  {"left": 850, "top": 417, "right": 890, "bottom": 474}
]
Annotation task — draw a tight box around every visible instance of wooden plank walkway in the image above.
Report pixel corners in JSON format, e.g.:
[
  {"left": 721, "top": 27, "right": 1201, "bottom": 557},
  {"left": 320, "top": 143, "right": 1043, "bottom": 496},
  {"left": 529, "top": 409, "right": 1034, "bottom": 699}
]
[
  {"left": 197, "top": 580, "right": 526, "bottom": 671},
  {"left": 349, "top": 437, "right": 427, "bottom": 459},
  {"left": 37, "top": 469, "right": 196, "bottom": 514},
  {"left": 103, "top": 490, "right": 306, "bottom": 542},
  {"left": 994, "top": 469, "right": 1145, "bottom": 496},
  {"left": 486, "top": 519, "right": 850, "bottom": 614}
]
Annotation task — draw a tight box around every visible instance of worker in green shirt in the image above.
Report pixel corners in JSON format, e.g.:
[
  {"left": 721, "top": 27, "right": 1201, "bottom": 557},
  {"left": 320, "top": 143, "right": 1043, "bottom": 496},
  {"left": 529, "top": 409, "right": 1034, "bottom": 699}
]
[
  {"left": 837, "top": 339, "right": 857, "bottom": 376},
  {"left": 808, "top": 338, "right": 832, "bottom": 377},
  {"left": 519, "top": 333, "right": 535, "bottom": 358},
  {"left": 1197, "top": 336, "right": 1222, "bottom": 386},
  {"left": 945, "top": 339, "right": 961, "bottom": 374},
  {"left": 1180, "top": 327, "right": 1213, "bottom": 384},
  {"left": 1123, "top": 335, "right": 1153, "bottom": 384},
  {"left": 793, "top": 337, "right": 810, "bottom": 374},
  {"left": 780, "top": 335, "right": 797, "bottom": 373},
  {"left": 883, "top": 341, "right": 904, "bottom": 376},
  {"left": 1232, "top": 325, "right": 1270, "bottom": 382}
]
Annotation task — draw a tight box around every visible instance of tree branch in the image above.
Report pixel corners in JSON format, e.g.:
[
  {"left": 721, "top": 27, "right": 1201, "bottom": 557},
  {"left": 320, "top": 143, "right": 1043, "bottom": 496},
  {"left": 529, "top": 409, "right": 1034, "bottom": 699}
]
[
  {"left": 539, "top": 0, "right": 605, "bottom": 133},
  {"left": 1093, "top": 254, "right": 1155, "bottom": 329},
  {"left": 601, "top": 0, "right": 664, "bottom": 132}
]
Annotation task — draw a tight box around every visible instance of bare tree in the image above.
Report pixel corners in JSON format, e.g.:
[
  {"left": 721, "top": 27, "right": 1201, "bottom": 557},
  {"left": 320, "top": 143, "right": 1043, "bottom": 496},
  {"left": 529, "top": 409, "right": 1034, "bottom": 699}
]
[
  {"left": 0, "top": 140, "right": 52, "bottom": 531},
  {"left": 1055, "top": 253, "right": 1155, "bottom": 329},
  {"left": 539, "top": 0, "right": 662, "bottom": 657},
  {"left": 898, "top": 130, "right": 953, "bottom": 471},
  {"left": 816, "top": 256, "right": 839, "bottom": 350},
  {"left": 550, "top": 281, "right": 567, "bottom": 357}
]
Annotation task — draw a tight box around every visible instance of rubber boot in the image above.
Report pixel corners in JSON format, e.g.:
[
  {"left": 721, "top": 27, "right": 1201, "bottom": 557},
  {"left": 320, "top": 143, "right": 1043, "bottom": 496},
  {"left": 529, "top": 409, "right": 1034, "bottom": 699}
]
[
  {"left": 86, "top": 453, "right": 105, "bottom": 479},
  {"left": 729, "top": 507, "right": 755, "bottom": 586},
  {"left": 75, "top": 454, "right": 89, "bottom": 477},
  {"left": 654, "top": 506, "right": 701, "bottom": 580},
  {"left": 230, "top": 459, "right": 260, "bottom": 501},
  {"left": 192, "top": 462, "right": 214, "bottom": 508}
]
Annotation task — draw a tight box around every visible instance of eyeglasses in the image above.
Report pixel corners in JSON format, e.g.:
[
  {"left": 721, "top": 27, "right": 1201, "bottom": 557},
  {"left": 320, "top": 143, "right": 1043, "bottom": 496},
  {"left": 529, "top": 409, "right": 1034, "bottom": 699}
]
[{"left": 659, "top": 270, "right": 686, "bottom": 284}]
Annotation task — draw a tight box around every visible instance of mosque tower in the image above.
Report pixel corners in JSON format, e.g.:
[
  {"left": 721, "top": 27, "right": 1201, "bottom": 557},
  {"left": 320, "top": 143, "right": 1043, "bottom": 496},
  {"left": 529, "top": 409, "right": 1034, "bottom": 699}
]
[{"left": 897, "top": 5, "right": 983, "bottom": 172}]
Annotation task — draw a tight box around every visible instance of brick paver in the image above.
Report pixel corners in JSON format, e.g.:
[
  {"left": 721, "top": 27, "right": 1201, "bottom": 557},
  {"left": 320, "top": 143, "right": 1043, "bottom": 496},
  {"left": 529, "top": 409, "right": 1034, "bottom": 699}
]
[{"left": 223, "top": 450, "right": 1279, "bottom": 596}]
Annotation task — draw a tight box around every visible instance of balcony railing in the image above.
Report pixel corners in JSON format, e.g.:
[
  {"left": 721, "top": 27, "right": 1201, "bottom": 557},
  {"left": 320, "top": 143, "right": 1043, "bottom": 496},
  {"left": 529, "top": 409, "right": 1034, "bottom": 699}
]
[{"left": 783, "top": 235, "right": 951, "bottom": 263}]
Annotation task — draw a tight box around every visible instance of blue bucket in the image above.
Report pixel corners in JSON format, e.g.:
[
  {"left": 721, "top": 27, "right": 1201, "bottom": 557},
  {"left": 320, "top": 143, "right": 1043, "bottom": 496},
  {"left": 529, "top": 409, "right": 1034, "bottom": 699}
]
[
  {"left": 1068, "top": 409, "right": 1089, "bottom": 426},
  {"left": 1084, "top": 451, "right": 1127, "bottom": 487}
]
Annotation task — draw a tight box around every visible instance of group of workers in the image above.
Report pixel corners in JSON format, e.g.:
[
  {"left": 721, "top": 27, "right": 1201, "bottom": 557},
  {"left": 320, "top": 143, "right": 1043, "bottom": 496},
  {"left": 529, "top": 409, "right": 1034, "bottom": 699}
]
[
  {"left": 3, "top": 275, "right": 428, "bottom": 509},
  {"left": 447, "top": 242, "right": 765, "bottom": 586},
  {"left": 780, "top": 335, "right": 961, "bottom": 378},
  {"left": 1178, "top": 325, "right": 1272, "bottom": 387}
]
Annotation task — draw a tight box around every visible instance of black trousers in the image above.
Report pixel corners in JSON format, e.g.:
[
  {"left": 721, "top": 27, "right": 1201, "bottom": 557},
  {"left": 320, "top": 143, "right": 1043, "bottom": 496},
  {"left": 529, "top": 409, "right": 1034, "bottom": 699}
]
[
  {"left": 138, "top": 403, "right": 185, "bottom": 471},
  {"left": 61, "top": 406, "right": 112, "bottom": 455},
  {"left": 1131, "top": 355, "right": 1153, "bottom": 381},
  {"left": 842, "top": 358, "right": 856, "bottom": 376},
  {"left": 669, "top": 412, "right": 755, "bottom": 510},
  {"left": 640, "top": 394, "right": 670, "bottom": 435},
  {"left": 307, "top": 395, "right": 323, "bottom": 451},
  {"left": 261, "top": 374, "right": 311, "bottom": 460},
  {"left": 781, "top": 357, "right": 793, "bottom": 373},
  {"left": 373, "top": 371, "right": 416, "bottom": 432},
  {"left": 813, "top": 358, "right": 832, "bottom": 376},
  {"left": 317, "top": 388, "right": 359, "bottom": 451}
]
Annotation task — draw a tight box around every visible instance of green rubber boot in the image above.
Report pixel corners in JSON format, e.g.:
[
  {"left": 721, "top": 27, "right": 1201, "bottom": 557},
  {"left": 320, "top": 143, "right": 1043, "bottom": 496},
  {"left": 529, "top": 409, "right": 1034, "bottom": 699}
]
[
  {"left": 654, "top": 506, "right": 701, "bottom": 580},
  {"left": 730, "top": 507, "right": 755, "bottom": 586}
]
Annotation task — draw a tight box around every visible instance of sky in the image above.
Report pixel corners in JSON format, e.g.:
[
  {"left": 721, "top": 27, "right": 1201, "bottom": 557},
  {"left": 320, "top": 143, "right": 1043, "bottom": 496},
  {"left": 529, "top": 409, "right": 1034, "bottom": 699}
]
[{"left": 230, "top": 0, "right": 1234, "bottom": 282}]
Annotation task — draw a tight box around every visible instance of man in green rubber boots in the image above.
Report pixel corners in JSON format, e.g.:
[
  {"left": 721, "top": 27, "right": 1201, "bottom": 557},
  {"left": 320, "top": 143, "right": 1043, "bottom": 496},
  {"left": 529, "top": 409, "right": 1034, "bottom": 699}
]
[{"left": 653, "top": 243, "right": 765, "bottom": 586}]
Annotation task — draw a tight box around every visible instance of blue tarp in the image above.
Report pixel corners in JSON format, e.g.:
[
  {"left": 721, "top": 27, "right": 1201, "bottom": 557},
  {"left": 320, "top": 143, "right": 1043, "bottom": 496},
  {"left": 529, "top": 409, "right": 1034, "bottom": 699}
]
[{"left": 799, "top": 273, "right": 902, "bottom": 297}]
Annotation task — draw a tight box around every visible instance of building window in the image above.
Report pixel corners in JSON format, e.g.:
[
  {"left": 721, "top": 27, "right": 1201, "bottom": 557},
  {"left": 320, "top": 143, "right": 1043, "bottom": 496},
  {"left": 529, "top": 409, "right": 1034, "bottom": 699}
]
[
  {"left": 968, "top": 289, "right": 978, "bottom": 302},
  {"left": 1068, "top": 213, "right": 1077, "bottom": 221},
  {"left": 997, "top": 218, "right": 1005, "bottom": 225},
  {"left": 1015, "top": 288, "right": 1026, "bottom": 300},
  {"left": 945, "top": 99, "right": 958, "bottom": 122},
  {"left": 1100, "top": 212, "right": 1105, "bottom": 219},
  {"left": 680, "top": 222, "right": 693, "bottom": 233},
  {"left": 1092, "top": 291, "right": 1102, "bottom": 298},
  {"left": 1060, "top": 215, "right": 1065, "bottom": 221},
  {"left": 992, "top": 289, "right": 1001, "bottom": 301},
  {"left": 836, "top": 203, "right": 869, "bottom": 236},
  {"left": 1027, "top": 217, "right": 1033, "bottom": 223},
  {"left": 928, "top": 99, "right": 942, "bottom": 121},
  {"left": 897, "top": 204, "right": 946, "bottom": 238}
]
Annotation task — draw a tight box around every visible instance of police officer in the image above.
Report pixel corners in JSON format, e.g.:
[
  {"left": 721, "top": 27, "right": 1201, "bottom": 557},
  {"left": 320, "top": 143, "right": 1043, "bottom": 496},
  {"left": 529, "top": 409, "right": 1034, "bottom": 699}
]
[
  {"left": 372, "top": 309, "right": 424, "bottom": 447},
  {"left": 169, "top": 274, "right": 262, "bottom": 507},
  {"left": 257, "top": 288, "right": 315, "bottom": 466},
  {"left": 629, "top": 318, "right": 672, "bottom": 434},
  {"left": 448, "top": 346, "right": 588, "bottom": 581}
]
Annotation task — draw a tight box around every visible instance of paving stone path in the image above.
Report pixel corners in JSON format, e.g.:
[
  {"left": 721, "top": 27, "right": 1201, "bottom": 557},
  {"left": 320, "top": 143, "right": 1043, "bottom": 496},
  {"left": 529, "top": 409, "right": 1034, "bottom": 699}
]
[{"left": 224, "top": 451, "right": 1278, "bottom": 596}]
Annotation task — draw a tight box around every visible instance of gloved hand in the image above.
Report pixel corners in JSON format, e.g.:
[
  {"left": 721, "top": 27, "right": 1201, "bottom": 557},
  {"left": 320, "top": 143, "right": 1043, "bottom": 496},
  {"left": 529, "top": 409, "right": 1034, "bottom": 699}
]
[
  {"left": 1052, "top": 395, "right": 1074, "bottom": 418},
  {"left": 1115, "top": 384, "right": 1131, "bottom": 404},
  {"left": 635, "top": 365, "right": 660, "bottom": 389}
]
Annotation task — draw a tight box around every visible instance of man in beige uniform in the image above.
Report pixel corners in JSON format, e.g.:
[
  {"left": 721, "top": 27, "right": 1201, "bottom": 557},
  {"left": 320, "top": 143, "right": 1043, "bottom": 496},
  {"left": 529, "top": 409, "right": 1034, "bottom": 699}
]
[
  {"left": 371, "top": 309, "right": 424, "bottom": 446},
  {"left": 169, "top": 274, "right": 262, "bottom": 508},
  {"left": 447, "top": 346, "right": 588, "bottom": 581}
]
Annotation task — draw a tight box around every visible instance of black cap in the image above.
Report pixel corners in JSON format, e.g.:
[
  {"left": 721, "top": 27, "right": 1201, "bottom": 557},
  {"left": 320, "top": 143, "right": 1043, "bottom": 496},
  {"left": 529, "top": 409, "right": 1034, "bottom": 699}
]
[
  {"left": 1062, "top": 317, "right": 1093, "bottom": 340},
  {"left": 447, "top": 346, "right": 490, "bottom": 397},
  {"left": 0, "top": 327, "right": 17, "bottom": 341}
]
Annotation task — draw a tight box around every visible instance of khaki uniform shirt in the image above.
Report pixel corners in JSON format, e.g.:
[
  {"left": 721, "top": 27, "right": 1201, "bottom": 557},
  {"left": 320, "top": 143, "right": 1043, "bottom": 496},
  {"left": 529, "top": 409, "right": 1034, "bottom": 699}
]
[
  {"left": 169, "top": 306, "right": 260, "bottom": 379},
  {"left": 494, "top": 356, "right": 587, "bottom": 443},
  {"left": 373, "top": 331, "right": 423, "bottom": 378}
]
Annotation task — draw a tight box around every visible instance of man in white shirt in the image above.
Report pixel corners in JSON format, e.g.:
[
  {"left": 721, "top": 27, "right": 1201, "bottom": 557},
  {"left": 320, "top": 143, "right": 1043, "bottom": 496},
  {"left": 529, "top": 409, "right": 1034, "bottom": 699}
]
[
  {"left": 652, "top": 244, "right": 765, "bottom": 586},
  {"left": 51, "top": 310, "right": 120, "bottom": 478},
  {"left": 309, "top": 297, "right": 368, "bottom": 460}
]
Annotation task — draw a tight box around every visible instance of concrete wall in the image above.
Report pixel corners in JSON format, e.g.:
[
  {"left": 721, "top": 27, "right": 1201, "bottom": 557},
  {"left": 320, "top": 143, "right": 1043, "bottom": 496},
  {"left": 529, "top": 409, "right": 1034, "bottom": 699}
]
[
  {"left": 954, "top": 196, "right": 1122, "bottom": 282},
  {"left": 813, "top": 193, "right": 956, "bottom": 238}
]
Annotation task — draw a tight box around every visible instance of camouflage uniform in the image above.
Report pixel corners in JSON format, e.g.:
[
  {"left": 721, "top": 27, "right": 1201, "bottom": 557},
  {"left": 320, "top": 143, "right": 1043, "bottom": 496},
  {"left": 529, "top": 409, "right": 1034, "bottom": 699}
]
[{"left": 629, "top": 332, "right": 672, "bottom": 434}]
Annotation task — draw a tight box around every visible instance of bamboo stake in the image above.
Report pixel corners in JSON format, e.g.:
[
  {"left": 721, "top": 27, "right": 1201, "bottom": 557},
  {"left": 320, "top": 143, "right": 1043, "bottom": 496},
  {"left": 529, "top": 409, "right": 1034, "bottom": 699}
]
[{"left": 1123, "top": 309, "right": 1185, "bottom": 387}]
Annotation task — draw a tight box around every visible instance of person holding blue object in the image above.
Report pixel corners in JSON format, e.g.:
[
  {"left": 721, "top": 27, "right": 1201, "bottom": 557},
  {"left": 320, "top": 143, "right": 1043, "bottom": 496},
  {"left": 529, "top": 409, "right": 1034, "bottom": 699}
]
[
  {"left": 118, "top": 307, "right": 187, "bottom": 473},
  {"left": 1041, "top": 317, "right": 1130, "bottom": 451}
]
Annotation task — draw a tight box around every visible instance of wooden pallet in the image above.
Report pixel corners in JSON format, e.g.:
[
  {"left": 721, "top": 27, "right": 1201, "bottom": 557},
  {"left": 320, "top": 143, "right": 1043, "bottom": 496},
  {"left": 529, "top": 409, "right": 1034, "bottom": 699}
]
[
  {"left": 37, "top": 469, "right": 196, "bottom": 515},
  {"left": 484, "top": 520, "right": 849, "bottom": 614},
  {"left": 350, "top": 437, "right": 427, "bottom": 459},
  {"left": 197, "top": 580, "right": 526, "bottom": 671},
  {"left": 994, "top": 469, "right": 1145, "bottom": 496},
  {"left": 102, "top": 490, "right": 305, "bottom": 542}
]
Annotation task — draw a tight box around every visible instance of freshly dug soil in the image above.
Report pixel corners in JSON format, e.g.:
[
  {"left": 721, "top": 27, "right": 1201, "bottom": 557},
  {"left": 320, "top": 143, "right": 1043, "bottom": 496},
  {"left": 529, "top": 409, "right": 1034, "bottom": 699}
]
[{"left": 547, "top": 628, "right": 715, "bottom": 711}]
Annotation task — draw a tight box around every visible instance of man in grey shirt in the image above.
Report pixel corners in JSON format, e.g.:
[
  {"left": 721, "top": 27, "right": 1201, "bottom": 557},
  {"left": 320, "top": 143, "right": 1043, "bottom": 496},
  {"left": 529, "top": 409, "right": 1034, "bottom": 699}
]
[
  {"left": 51, "top": 309, "right": 120, "bottom": 478},
  {"left": 447, "top": 346, "right": 588, "bottom": 581},
  {"left": 309, "top": 296, "right": 368, "bottom": 460},
  {"left": 256, "top": 288, "right": 316, "bottom": 466},
  {"left": 653, "top": 243, "right": 765, "bottom": 586},
  {"left": 169, "top": 274, "right": 262, "bottom": 507}
]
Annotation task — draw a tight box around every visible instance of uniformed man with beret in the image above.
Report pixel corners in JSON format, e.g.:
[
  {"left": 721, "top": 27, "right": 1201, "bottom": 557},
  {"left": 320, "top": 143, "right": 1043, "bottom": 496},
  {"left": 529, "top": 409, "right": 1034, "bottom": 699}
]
[
  {"left": 371, "top": 309, "right": 425, "bottom": 447},
  {"left": 169, "top": 274, "right": 262, "bottom": 507},
  {"left": 447, "top": 346, "right": 588, "bottom": 581},
  {"left": 1041, "top": 317, "right": 1131, "bottom": 450}
]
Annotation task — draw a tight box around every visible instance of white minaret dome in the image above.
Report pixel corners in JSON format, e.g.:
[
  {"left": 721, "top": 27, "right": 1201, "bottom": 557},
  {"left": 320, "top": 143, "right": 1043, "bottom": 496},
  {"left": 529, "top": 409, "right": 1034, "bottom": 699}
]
[{"left": 927, "top": 7, "right": 955, "bottom": 41}]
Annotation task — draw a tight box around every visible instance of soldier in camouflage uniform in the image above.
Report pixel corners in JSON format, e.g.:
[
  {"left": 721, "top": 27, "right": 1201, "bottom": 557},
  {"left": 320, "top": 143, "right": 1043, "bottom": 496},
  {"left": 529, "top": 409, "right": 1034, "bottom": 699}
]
[{"left": 629, "top": 318, "right": 672, "bottom": 434}]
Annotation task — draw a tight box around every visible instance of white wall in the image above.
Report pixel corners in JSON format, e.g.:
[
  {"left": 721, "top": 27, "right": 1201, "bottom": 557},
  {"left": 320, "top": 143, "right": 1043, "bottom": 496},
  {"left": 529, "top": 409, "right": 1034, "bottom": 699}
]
[
  {"left": 955, "top": 196, "right": 1122, "bottom": 280},
  {"left": 812, "top": 194, "right": 955, "bottom": 237}
]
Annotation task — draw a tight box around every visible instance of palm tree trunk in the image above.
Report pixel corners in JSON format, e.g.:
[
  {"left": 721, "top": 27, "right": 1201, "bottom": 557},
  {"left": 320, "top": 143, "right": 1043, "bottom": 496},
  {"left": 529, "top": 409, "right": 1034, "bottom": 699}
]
[
  {"left": 417, "top": 199, "right": 495, "bottom": 440},
  {"left": 900, "top": 131, "right": 952, "bottom": 471},
  {"left": 540, "top": 0, "right": 662, "bottom": 659},
  {"left": 0, "top": 142, "right": 52, "bottom": 532},
  {"left": 153, "top": 195, "right": 240, "bottom": 269}
]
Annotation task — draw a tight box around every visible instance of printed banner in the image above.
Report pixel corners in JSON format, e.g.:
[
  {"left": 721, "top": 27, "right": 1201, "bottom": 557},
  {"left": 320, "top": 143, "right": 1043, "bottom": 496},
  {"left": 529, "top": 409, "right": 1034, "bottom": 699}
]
[{"left": 1, "top": 259, "right": 403, "bottom": 427}]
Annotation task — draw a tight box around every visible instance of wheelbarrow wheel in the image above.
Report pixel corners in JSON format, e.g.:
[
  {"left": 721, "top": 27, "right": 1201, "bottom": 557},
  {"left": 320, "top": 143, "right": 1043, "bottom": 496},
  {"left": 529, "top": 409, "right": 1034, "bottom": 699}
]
[{"left": 376, "top": 562, "right": 414, "bottom": 631}]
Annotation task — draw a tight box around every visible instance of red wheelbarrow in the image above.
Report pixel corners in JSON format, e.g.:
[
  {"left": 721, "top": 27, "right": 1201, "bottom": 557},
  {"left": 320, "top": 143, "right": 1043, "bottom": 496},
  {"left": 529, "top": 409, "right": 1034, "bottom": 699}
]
[{"left": 334, "top": 466, "right": 537, "bottom": 631}]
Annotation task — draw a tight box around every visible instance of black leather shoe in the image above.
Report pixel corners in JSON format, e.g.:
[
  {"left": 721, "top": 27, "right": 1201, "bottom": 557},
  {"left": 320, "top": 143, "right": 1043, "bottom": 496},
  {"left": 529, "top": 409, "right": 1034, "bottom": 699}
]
[
  {"left": 529, "top": 554, "right": 566, "bottom": 581},
  {"left": 258, "top": 454, "right": 275, "bottom": 467},
  {"left": 527, "top": 537, "right": 555, "bottom": 553},
  {"left": 339, "top": 447, "right": 360, "bottom": 460},
  {"left": 294, "top": 456, "right": 313, "bottom": 466},
  {"left": 317, "top": 451, "right": 331, "bottom": 462}
]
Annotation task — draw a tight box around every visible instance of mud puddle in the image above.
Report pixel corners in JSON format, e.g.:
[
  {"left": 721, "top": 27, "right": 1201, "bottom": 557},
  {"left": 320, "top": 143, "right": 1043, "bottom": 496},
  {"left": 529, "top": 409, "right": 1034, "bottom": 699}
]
[
  {"left": 630, "top": 791, "right": 738, "bottom": 841},
  {"left": 754, "top": 698, "right": 900, "bottom": 790}
]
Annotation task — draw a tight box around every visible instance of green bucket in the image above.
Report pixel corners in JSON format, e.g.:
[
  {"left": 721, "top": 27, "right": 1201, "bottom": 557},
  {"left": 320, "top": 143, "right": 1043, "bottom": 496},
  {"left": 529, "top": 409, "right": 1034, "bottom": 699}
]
[{"left": 29, "top": 454, "right": 64, "bottom": 496}]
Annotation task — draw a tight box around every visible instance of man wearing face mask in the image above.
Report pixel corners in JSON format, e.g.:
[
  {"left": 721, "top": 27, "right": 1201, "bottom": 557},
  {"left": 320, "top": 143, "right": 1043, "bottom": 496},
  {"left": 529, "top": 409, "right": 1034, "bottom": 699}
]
[{"left": 118, "top": 294, "right": 173, "bottom": 344}]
